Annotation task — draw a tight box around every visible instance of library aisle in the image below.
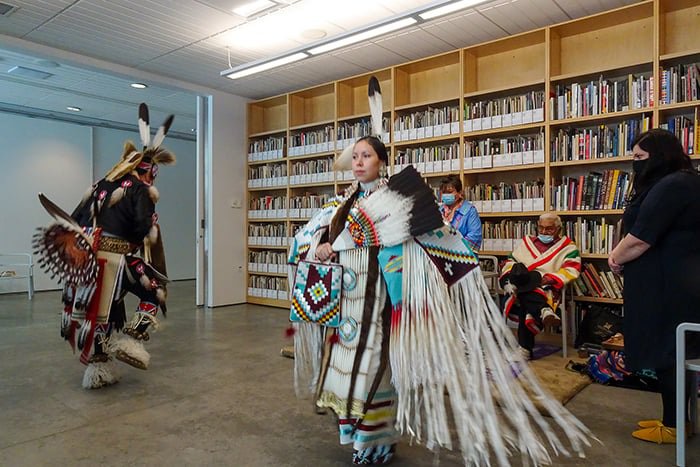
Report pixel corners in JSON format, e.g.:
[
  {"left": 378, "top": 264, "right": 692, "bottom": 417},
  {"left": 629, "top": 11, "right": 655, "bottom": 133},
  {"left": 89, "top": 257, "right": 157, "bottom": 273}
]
[{"left": 1, "top": 282, "right": 698, "bottom": 466}]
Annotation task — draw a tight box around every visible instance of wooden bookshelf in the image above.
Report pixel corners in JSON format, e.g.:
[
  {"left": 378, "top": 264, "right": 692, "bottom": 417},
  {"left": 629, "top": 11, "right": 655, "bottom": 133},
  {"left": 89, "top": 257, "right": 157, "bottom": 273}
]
[
  {"left": 573, "top": 296, "right": 624, "bottom": 305},
  {"left": 244, "top": 0, "right": 700, "bottom": 309}
]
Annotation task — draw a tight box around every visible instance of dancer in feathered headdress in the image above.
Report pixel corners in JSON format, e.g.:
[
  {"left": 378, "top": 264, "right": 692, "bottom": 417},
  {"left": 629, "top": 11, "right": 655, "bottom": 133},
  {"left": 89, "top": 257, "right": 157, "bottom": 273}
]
[
  {"left": 34, "top": 103, "right": 175, "bottom": 389},
  {"left": 288, "top": 77, "right": 595, "bottom": 465}
]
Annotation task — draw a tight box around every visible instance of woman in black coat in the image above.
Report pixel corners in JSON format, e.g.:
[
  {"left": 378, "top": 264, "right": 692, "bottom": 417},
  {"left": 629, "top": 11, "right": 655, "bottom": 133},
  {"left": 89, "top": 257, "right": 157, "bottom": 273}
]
[{"left": 609, "top": 129, "right": 700, "bottom": 444}]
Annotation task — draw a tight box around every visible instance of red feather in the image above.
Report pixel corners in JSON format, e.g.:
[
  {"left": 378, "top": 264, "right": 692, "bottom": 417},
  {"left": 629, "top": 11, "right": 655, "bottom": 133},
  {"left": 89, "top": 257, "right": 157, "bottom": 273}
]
[
  {"left": 329, "top": 333, "right": 340, "bottom": 345},
  {"left": 285, "top": 326, "right": 295, "bottom": 338}
]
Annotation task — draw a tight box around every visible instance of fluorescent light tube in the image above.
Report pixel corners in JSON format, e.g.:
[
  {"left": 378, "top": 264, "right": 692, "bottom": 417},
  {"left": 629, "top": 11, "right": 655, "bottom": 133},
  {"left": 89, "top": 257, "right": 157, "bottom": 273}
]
[
  {"left": 233, "top": 0, "right": 275, "bottom": 17},
  {"left": 224, "top": 52, "right": 308, "bottom": 79},
  {"left": 419, "top": 0, "right": 488, "bottom": 20},
  {"left": 308, "top": 17, "right": 417, "bottom": 55}
]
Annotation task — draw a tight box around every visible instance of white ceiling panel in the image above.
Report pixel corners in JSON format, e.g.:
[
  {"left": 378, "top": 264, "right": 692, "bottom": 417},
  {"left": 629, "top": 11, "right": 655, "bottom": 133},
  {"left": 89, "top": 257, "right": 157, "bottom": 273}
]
[
  {"left": 332, "top": 42, "right": 409, "bottom": 71},
  {"left": 421, "top": 11, "right": 507, "bottom": 48},
  {"left": 0, "top": 0, "right": 76, "bottom": 36},
  {"left": 552, "top": 0, "right": 638, "bottom": 18},
  {"left": 374, "top": 27, "right": 455, "bottom": 61},
  {"left": 0, "top": 0, "right": 644, "bottom": 127}
]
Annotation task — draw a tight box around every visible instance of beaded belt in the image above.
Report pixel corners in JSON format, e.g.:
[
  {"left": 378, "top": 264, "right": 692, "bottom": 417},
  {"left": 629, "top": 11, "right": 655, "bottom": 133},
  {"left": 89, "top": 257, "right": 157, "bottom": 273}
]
[{"left": 98, "top": 236, "right": 134, "bottom": 254}]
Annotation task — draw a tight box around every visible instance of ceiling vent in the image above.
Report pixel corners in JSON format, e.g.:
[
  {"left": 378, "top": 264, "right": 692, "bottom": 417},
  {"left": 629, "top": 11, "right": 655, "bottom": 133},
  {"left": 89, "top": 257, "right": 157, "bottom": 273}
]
[
  {"left": 0, "top": 2, "right": 18, "bottom": 16},
  {"left": 7, "top": 66, "right": 54, "bottom": 80}
]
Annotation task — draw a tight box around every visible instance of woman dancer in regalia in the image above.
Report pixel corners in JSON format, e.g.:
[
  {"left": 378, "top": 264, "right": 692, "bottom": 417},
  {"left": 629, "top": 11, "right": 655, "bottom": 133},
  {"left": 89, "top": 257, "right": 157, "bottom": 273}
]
[{"left": 288, "top": 77, "right": 595, "bottom": 466}]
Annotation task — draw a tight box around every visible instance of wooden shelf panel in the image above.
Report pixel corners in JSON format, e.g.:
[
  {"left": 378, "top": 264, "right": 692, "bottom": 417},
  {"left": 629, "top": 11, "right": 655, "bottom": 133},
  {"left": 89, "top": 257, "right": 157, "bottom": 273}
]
[
  {"left": 555, "top": 209, "right": 624, "bottom": 216},
  {"left": 394, "top": 51, "right": 461, "bottom": 108},
  {"left": 247, "top": 245, "right": 289, "bottom": 250},
  {"left": 464, "top": 163, "right": 544, "bottom": 175},
  {"left": 393, "top": 134, "right": 460, "bottom": 147},
  {"left": 657, "top": 100, "right": 700, "bottom": 112},
  {"left": 549, "top": 107, "right": 653, "bottom": 126},
  {"left": 573, "top": 296, "right": 623, "bottom": 305},
  {"left": 247, "top": 296, "right": 289, "bottom": 309},
  {"left": 248, "top": 128, "right": 287, "bottom": 138},
  {"left": 248, "top": 95, "right": 288, "bottom": 135},
  {"left": 464, "top": 122, "right": 544, "bottom": 138},
  {"left": 479, "top": 211, "right": 543, "bottom": 218},
  {"left": 337, "top": 69, "right": 392, "bottom": 120},
  {"left": 550, "top": 156, "right": 633, "bottom": 167},
  {"left": 289, "top": 119, "right": 335, "bottom": 131},
  {"left": 659, "top": 48, "right": 700, "bottom": 62},
  {"left": 246, "top": 271, "right": 288, "bottom": 278},
  {"left": 660, "top": 1, "right": 700, "bottom": 58},
  {"left": 464, "top": 80, "right": 545, "bottom": 99},
  {"left": 248, "top": 157, "right": 286, "bottom": 166}
]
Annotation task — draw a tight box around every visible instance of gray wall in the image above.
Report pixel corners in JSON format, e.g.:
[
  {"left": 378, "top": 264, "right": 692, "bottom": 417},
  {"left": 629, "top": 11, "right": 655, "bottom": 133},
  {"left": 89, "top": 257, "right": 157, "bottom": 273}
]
[{"left": 0, "top": 112, "right": 195, "bottom": 294}]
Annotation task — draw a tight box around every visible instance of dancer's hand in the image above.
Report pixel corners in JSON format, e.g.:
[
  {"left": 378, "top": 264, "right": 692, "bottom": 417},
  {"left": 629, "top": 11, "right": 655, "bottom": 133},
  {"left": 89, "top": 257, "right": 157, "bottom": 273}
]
[{"left": 316, "top": 243, "right": 336, "bottom": 262}]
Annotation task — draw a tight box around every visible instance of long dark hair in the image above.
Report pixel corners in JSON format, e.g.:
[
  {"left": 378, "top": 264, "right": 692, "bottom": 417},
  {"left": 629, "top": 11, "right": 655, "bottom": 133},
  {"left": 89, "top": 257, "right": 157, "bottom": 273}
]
[
  {"left": 356, "top": 135, "right": 388, "bottom": 164},
  {"left": 631, "top": 129, "right": 692, "bottom": 193}
]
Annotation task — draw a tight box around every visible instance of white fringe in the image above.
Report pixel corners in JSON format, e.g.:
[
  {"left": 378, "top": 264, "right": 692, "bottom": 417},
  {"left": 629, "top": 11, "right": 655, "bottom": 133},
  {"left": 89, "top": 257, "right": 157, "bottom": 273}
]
[
  {"left": 148, "top": 185, "right": 160, "bottom": 203},
  {"left": 82, "top": 360, "right": 120, "bottom": 389},
  {"left": 110, "top": 334, "right": 151, "bottom": 369},
  {"left": 293, "top": 322, "right": 323, "bottom": 398},
  {"left": 392, "top": 241, "right": 593, "bottom": 466}
]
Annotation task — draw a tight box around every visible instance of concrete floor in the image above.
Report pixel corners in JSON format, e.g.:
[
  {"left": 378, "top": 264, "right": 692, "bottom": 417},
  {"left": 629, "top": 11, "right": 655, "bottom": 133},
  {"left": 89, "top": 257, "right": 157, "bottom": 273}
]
[{"left": 1, "top": 281, "right": 697, "bottom": 466}]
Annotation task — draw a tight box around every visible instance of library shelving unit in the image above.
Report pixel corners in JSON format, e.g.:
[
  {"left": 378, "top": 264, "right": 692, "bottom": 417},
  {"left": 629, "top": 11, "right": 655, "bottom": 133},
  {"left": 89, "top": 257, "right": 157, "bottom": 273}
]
[{"left": 245, "top": 0, "right": 700, "bottom": 310}]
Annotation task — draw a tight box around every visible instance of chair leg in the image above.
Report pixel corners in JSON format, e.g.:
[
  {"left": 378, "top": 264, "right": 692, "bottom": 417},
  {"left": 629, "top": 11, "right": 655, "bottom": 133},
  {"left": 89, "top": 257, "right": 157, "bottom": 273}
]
[
  {"left": 677, "top": 339, "right": 687, "bottom": 467},
  {"left": 691, "top": 372, "right": 698, "bottom": 436}
]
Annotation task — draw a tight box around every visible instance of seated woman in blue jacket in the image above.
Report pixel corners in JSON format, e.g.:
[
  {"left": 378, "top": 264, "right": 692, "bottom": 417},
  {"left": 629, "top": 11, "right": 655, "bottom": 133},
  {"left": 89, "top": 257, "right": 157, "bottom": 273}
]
[{"left": 439, "top": 174, "right": 482, "bottom": 250}]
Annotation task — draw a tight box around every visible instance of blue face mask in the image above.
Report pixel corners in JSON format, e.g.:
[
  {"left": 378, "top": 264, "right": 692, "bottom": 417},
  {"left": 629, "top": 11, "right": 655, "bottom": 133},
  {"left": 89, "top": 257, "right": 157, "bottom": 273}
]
[
  {"left": 441, "top": 193, "right": 456, "bottom": 206},
  {"left": 538, "top": 234, "right": 554, "bottom": 244}
]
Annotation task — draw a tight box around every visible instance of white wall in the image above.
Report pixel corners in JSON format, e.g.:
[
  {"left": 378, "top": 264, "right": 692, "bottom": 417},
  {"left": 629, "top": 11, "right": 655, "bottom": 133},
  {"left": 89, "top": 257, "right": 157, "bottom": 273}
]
[
  {"left": 0, "top": 113, "right": 92, "bottom": 292},
  {"left": 0, "top": 112, "right": 196, "bottom": 294},
  {"left": 206, "top": 91, "right": 248, "bottom": 307},
  {"left": 92, "top": 127, "right": 196, "bottom": 280}
]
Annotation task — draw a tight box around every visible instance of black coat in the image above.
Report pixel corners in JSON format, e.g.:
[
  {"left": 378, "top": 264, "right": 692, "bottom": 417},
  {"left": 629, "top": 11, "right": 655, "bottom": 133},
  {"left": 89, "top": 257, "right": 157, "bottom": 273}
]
[{"left": 622, "top": 171, "right": 700, "bottom": 371}]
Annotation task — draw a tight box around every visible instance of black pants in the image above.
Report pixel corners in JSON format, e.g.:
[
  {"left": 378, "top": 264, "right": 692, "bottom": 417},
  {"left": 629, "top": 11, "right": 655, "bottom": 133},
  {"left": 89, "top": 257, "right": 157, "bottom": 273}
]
[
  {"left": 513, "top": 291, "right": 550, "bottom": 352},
  {"left": 655, "top": 365, "right": 693, "bottom": 427}
]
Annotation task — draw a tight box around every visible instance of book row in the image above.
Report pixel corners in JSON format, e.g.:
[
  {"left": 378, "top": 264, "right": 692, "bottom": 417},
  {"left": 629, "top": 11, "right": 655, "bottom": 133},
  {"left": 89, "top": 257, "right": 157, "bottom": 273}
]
[
  {"left": 466, "top": 181, "right": 546, "bottom": 202},
  {"left": 563, "top": 218, "right": 623, "bottom": 255},
  {"left": 550, "top": 170, "right": 632, "bottom": 211},
  {"left": 393, "top": 105, "right": 460, "bottom": 134},
  {"left": 659, "top": 110, "right": 698, "bottom": 156},
  {"left": 464, "top": 91, "right": 546, "bottom": 120},
  {"left": 550, "top": 73, "right": 653, "bottom": 120},
  {"left": 550, "top": 117, "right": 652, "bottom": 162},
  {"left": 571, "top": 263, "right": 624, "bottom": 300},
  {"left": 248, "top": 276, "right": 288, "bottom": 300},
  {"left": 659, "top": 62, "right": 699, "bottom": 105},
  {"left": 337, "top": 117, "right": 391, "bottom": 141}
]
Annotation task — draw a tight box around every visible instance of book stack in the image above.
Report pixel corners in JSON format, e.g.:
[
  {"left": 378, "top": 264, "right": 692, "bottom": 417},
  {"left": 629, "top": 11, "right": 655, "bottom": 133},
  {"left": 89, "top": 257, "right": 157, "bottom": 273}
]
[
  {"left": 563, "top": 217, "right": 622, "bottom": 255},
  {"left": 248, "top": 136, "right": 285, "bottom": 162},
  {"left": 248, "top": 223, "right": 289, "bottom": 247},
  {"left": 290, "top": 157, "right": 334, "bottom": 185},
  {"left": 463, "top": 90, "right": 545, "bottom": 131},
  {"left": 289, "top": 193, "right": 333, "bottom": 219},
  {"left": 481, "top": 220, "right": 536, "bottom": 252},
  {"left": 249, "top": 195, "right": 287, "bottom": 219},
  {"left": 466, "top": 181, "right": 545, "bottom": 213},
  {"left": 248, "top": 251, "right": 288, "bottom": 274},
  {"left": 289, "top": 125, "right": 335, "bottom": 156},
  {"left": 394, "top": 142, "right": 460, "bottom": 174},
  {"left": 393, "top": 104, "right": 460, "bottom": 142},
  {"left": 550, "top": 73, "right": 653, "bottom": 120},
  {"left": 248, "top": 163, "right": 288, "bottom": 188},
  {"left": 336, "top": 117, "right": 391, "bottom": 149},
  {"left": 551, "top": 170, "right": 632, "bottom": 211},
  {"left": 660, "top": 113, "right": 697, "bottom": 155},
  {"left": 572, "top": 262, "right": 624, "bottom": 300},
  {"left": 659, "top": 62, "right": 699, "bottom": 105},
  {"left": 550, "top": 117, "right": 652, "bottom": 162},
  {"left": 465, "top": 133, "right": 545, "bottom": 169},
  {"left": 248, "top": 275, "right": 289, "bottom": 300}
]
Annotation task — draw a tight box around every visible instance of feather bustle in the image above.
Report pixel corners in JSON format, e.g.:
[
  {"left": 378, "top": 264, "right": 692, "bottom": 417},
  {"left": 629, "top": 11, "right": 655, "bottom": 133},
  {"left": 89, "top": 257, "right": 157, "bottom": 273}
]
[{"left": 152, "top": 115, "right": 174, "bottom": 149}]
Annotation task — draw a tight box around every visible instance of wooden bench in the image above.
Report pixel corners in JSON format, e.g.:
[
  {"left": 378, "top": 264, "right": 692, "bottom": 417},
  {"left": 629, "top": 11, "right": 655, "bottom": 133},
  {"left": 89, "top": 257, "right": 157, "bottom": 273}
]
[{"left": 0, "top": 253, "right": 34, "bottom": 300}]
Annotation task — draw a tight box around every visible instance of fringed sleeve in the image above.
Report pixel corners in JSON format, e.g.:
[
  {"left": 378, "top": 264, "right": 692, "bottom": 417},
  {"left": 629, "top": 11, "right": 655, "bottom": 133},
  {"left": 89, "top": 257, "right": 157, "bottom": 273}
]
[{"left": 383, "top": 226, "right": 594, "bottom": 466}]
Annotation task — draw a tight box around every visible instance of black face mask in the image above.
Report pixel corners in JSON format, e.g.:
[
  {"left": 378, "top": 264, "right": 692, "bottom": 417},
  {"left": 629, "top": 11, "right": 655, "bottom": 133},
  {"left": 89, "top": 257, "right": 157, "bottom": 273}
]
[{"left": 632, "top": 159, "right": 648, "bottom": 175}]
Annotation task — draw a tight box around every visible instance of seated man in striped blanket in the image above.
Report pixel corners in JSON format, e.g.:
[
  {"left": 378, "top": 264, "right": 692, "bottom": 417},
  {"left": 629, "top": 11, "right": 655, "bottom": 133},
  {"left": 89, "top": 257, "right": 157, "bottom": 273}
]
[{"left": 499, "top": 213, "right": 581, "bottom": 360}]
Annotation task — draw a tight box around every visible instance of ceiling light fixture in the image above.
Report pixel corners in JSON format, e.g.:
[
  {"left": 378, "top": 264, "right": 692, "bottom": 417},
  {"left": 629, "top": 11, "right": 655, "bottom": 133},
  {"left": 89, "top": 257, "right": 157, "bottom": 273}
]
[
  {"left": 130, "top": 82, "right": 148, "bottom": 89},
  {"left": 419, "top": 0, "right": 489, "bottom": 20},
  {"left": 308, "top": 17, "right": 417, "bottom": 55},
  {"left": 232, "top": 0, "right": 276, "bottom": 18},
  {"left": 223, "top": 52, "right": 308, "bottom": 79},
  {"left": 66, "top": 106, "right": 81, "bottom": 112},
  {"left": 220, "top": 0, "right": 491, "bottom": 80}
]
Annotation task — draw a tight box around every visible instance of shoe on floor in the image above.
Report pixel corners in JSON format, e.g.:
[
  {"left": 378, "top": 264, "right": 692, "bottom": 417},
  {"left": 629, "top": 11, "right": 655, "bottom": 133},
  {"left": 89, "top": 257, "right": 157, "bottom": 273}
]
[
  {"left": 541, "top": 307, "right": 561, "bottom": 327},
  {"left": 637, "top": 419, "right": 662, "bottom": 428},
  {"left": 632, "top": 425, "right": 676, "bottom": 444}
]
